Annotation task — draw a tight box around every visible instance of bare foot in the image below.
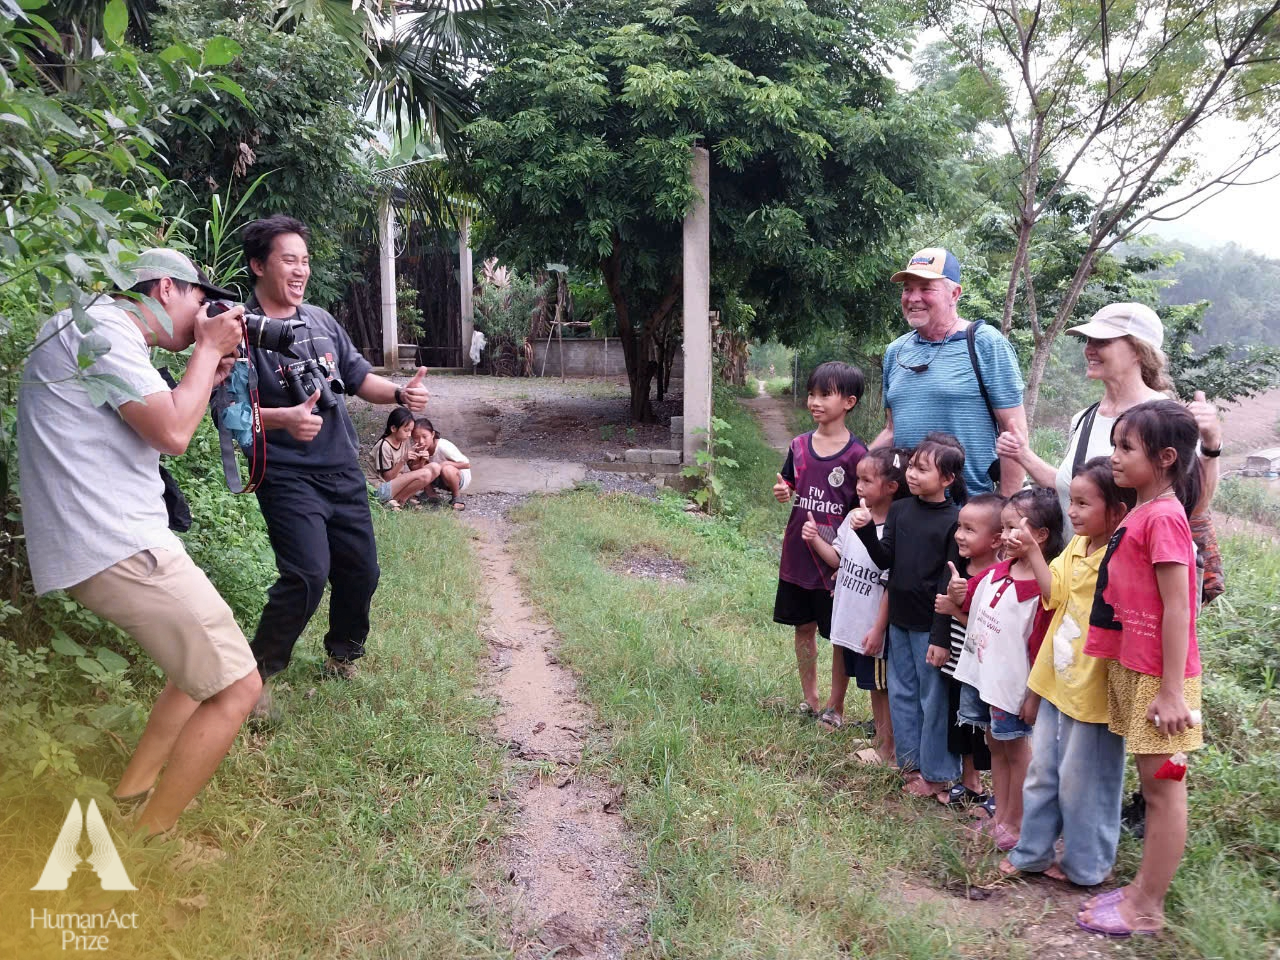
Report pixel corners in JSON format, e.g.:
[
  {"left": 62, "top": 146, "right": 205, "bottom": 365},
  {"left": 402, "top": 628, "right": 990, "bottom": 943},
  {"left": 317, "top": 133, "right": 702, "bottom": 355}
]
[
  {"left": 1078, "top": 883, "right": 1132, "bottom": 913},
  {"left": 903, "top": 778, "right": 944, "bottom": 798},
  {"left": 999, "top": 859, "right": 1069, "bottom": 881}
]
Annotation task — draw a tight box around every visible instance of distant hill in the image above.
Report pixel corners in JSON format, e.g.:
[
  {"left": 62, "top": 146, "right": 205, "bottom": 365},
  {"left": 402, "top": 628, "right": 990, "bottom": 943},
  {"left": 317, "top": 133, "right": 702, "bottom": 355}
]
[{"left": 1143, "top": 239, "right": 1280, "bottom": 348}]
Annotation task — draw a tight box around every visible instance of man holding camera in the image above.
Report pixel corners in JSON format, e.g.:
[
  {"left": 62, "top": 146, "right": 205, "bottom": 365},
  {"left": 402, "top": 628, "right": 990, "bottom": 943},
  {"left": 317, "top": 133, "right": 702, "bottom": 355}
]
[
  {"left": 18, "top": 250, "right": 262, "bottom": 835},
  {"left": 240, "top": 215, "right": 427, "bottom": 718}
]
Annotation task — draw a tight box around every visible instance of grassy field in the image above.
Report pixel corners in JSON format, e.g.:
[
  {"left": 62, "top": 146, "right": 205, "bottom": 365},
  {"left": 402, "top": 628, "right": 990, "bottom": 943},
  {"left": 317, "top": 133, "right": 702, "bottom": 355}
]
[
  {"left": 509, "top": 392, "right": 1280, "bottom": 959},
  {"left": 0, "top": 511, "right": 509, "bottom": 960}
]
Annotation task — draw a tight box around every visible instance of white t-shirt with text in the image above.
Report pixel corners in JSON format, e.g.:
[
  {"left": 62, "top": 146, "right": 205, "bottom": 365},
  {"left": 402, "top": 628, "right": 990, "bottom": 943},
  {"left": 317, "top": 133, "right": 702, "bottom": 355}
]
[{"left": 828, "top": 521, "right": 887, "bottom": 655}]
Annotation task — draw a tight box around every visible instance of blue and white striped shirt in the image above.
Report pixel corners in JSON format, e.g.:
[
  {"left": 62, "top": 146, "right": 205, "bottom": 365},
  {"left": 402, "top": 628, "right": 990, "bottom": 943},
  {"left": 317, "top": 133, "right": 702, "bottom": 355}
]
[{"left": 882, "top": 321, "right": 1024, "bottom": 494}]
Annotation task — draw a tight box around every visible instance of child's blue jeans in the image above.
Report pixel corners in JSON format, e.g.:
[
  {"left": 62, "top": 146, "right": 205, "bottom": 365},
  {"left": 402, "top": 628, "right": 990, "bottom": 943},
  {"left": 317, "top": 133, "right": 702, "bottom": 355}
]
[
  {"left": 1008, "top": 699, "right": 1125, "bottom": 885},
  {"left": 886, "top": 625, "right": 960, "bottom": 784}
]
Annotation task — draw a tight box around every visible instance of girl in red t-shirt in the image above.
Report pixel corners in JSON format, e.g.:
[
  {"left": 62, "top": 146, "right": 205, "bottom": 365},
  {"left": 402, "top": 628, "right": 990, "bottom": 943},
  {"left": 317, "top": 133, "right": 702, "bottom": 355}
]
[{"left": 1077, "top": 400, "right": 1204, "bottom": 939}]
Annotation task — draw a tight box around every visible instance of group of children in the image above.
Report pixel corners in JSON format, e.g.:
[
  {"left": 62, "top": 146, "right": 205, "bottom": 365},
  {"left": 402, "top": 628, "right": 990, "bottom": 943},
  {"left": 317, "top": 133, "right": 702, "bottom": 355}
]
[
  {"left": 370, "top": 408, "right": 472, "bottom": 511},
  {"left": 776, "top": 361, "right": 1205, "bottom": 939}
]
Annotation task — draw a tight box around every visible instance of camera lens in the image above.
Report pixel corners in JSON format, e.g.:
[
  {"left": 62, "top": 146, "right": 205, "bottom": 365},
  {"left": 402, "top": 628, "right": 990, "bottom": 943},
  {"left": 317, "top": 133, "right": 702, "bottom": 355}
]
[{"left": 244, "top": 313, "right": 301, "bottom": 355}]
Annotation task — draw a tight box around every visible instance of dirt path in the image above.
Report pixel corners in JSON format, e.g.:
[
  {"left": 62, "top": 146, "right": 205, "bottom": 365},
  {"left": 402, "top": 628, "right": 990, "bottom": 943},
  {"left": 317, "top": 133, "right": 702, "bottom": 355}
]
[
  {"left": 465, "top": 515, "right": 644, "bottom": 958},
  {"left": 740, "top": 380, "right": 794, "bottom": 453}
]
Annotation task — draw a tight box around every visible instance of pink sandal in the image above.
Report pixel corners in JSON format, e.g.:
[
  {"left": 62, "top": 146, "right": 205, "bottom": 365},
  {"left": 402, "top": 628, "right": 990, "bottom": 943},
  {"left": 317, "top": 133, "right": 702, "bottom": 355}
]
[{"left": 1076, "top": 898, "right": 1158, "bottom": 938}]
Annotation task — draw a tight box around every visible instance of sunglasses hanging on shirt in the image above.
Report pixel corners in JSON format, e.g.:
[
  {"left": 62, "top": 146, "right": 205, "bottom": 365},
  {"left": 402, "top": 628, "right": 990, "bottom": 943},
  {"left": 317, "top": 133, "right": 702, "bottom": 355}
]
[{"left": 896, "top": 336, "right": 949, "bottom": 374}]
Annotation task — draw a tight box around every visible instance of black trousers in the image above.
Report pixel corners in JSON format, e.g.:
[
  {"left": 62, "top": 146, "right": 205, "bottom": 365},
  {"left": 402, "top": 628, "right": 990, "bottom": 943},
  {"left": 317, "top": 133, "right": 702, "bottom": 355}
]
[{"left": 251, "top": 466, "right": 380, "bottom": 679}]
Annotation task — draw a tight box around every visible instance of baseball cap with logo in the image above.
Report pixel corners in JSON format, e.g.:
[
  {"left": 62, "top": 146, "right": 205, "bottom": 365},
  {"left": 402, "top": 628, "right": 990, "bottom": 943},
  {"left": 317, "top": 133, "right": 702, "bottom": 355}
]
[
  {"left": 1065, "top": 302, "right": 1164, "bottom": 349},
  {"left": 127, "top": 248, "right": 237, "bottom": 301},
  {"left": 890, "top": 247, "right": 961, "bottom": 284}
]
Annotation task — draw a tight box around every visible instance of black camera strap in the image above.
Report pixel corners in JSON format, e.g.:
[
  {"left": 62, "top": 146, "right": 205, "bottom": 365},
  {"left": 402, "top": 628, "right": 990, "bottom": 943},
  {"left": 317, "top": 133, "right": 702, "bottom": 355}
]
[{"left": 212, "top": 315, "right": 267, "bottom": 494}]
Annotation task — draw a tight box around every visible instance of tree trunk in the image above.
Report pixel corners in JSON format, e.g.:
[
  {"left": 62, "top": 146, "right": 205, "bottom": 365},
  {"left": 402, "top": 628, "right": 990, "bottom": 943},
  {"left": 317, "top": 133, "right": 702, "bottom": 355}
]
[
  {"left": 600, "top": 238, "right": 682, "bottom": 424},
  {"left": 601, "top": 243, "right": 655, "bottom": 422},
  {"left": 1023, "top": 249, "right": 1100, "bottom": 424}
]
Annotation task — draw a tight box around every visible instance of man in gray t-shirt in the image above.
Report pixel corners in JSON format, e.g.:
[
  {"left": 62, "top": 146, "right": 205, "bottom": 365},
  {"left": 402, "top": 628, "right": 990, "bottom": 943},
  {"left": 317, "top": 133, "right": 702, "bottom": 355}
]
[
  {"left": 17, "top": 249, "right": 262, "bottom": 836},
  {"left": 238, "top": 215, "right": 429, "bottom": 718}
]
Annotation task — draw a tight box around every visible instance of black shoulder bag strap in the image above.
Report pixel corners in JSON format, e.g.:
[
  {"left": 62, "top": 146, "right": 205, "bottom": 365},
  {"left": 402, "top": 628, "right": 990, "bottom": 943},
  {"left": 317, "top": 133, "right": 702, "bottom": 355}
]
[
  {"left": 965, "top": 320, "right": 999, "bottom": 431},
  {"left": 1070, "top": 402, "right": 1102, "bottom": 475}
]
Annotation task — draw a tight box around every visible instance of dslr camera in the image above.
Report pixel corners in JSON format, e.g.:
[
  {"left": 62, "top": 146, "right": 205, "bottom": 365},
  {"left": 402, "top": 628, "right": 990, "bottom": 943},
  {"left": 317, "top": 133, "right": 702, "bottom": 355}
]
[
  {"left": 207, "top": 300, "right": 304, "bottom": 356},
  {"left": 283, "top": 357, "right": 344, "bottom": 412}
]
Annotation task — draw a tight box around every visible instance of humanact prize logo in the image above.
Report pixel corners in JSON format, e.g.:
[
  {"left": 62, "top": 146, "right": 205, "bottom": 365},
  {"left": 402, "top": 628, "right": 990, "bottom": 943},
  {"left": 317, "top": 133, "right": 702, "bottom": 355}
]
[{"left": 28, "top": 799, "right": 140, "bottom": 951}]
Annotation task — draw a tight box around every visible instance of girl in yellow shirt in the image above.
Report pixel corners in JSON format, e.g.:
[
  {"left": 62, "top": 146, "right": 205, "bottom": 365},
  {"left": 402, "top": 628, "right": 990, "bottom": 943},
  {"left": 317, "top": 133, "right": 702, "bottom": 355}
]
[{"left": 999, "top": 457, "right": 1135, "bottom": 885}]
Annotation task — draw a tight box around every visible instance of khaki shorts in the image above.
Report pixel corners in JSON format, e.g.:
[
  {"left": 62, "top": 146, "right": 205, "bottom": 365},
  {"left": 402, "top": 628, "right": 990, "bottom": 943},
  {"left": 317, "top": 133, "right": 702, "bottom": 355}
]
[{"left": 68, "top": 548, "right": 257, "bottom": 702}]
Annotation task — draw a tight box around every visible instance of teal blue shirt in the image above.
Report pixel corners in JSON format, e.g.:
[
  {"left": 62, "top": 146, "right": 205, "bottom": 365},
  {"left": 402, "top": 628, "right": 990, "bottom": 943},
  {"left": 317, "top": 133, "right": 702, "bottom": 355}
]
[{"left": 882, "top": 321, "right": 1024, "bottom": 494}]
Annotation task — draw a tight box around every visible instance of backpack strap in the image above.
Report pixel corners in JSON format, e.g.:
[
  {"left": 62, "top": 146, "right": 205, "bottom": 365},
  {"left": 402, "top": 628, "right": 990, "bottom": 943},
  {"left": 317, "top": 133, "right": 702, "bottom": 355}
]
[
  {"left": 966, "top": 321, "right": 999, "bottom": 430},
  {"left": 1070, "top": 402, "right": 1102, "bottom": 476}
]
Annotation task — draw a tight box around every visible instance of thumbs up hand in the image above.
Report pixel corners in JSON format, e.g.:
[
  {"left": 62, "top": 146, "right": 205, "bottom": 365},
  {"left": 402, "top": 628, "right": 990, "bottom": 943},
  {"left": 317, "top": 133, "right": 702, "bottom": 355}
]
[
  {"left": 772, "top": 473, "right": 793, "bottom": 504},
  {"left": 849, "top": 497, "right": 872, "bottom": 529},
  {"left": 1187, "top": 388, "right": 1222, "bottom": 449},
  {"left": 401, "top": 366, "right": 430, "bottom": 413},
  {"left": 287, "top": 389, "right": 324, "bottom": 442},
  {"left": 946, "top": 560, "right": 967, "bottom": 605},
  {"left": 801, "top": 511, "right": 820, "bottom": 543},
  {"left": 1004, "top": 517, "right": 1036, "bottom": 557}
]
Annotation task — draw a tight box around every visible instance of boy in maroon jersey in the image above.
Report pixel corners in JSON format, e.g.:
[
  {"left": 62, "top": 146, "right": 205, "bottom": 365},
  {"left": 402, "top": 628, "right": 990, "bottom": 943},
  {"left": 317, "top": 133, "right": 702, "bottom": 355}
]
[{"left": 771, "top": 362, "right": 868, "bottom": 721}]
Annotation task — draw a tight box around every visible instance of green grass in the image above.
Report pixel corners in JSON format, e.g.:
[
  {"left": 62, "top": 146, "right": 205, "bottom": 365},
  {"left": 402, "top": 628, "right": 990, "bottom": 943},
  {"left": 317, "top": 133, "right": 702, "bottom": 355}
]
[
  {"left": 506, "top": 397, "right": 1280, "bottom": 959},
  {"left": 0, "top": 511, "right": 508, "bottom": 959},
  {"left": 512, "top": 490, "right": 1022, "bottom": 958},
  {"left": 713, "top": 386, "right": 791, "bottom": 541}
]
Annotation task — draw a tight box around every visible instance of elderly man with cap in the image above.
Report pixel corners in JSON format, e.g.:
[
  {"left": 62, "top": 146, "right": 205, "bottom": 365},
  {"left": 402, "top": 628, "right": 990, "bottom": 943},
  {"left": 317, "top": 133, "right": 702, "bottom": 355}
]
[
  {"left": 17, "top": 249, "right": 262, "bottom": 836},
  {"left": 995, "top": 301, "right": 1223, "bottom": 534},
  {"left": 871, "top": 248, "right": 1028, "bottom": 495}
]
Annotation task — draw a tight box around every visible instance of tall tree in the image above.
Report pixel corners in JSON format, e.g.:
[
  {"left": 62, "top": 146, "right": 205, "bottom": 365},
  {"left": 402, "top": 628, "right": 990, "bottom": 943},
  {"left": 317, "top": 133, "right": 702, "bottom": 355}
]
[
  {"left": 462, "top": 0, "right": 952, "bottom": 420},
  {"left": 924, "top": 0, "right": 1280, "bottom": 422}
]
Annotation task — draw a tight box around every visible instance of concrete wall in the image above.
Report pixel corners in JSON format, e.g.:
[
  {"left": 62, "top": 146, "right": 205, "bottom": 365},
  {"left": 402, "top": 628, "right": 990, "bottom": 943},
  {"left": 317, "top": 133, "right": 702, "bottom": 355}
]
[{"left": 530, "top": 338, "right": 684, "bottom": 379}]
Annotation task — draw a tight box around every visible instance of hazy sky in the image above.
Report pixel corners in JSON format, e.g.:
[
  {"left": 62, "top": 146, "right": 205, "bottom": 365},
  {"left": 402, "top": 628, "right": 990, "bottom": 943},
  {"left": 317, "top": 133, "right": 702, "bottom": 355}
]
[
  {"left": 1137, "top": 174, "right": 1280, "bottom": 255},
  {"left": 894, "top": 33, "right": 1280, "bottom": 258}
]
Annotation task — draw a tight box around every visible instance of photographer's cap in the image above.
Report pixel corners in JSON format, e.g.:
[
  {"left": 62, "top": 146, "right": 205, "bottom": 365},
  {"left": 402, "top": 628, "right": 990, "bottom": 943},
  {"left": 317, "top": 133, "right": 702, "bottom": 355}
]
[
  {"left": 1066, "top": 302, "right": 1164, "bottom": 349},
  {"left": 890, "top": 247, "right": 961, "bottom": 284},
  {"left": 129, "top": 248, "right": 238, "bottom": 301}
]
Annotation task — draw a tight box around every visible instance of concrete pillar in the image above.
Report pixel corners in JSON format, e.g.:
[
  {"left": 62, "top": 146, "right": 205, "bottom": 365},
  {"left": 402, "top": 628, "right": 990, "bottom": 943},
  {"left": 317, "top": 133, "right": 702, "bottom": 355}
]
[
  {"left": 378, "top": 196, "right": 398, "bottom": 370},
  {"left": 682, "top": 147, "right": 711, "bottom": 464},
  {"left": 459, "top": 213, "right": 474, "bottom": 369}
]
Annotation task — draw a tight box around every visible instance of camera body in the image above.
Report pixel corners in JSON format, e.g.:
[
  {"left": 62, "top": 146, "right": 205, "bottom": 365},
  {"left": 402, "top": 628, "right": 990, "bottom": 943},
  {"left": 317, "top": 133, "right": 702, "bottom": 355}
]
[
  {"left": 282, "top": 357, "right": 343, "bottom": 412},
  {"left": 207, "top": 300, "right": 304, "bottom": 357}
]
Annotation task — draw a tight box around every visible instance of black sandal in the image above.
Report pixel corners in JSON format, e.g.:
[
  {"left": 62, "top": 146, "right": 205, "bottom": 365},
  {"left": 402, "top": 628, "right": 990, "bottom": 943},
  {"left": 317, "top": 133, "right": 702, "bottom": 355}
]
[{"left": 937, "top": 784, "right": 987, "bottom": 807}]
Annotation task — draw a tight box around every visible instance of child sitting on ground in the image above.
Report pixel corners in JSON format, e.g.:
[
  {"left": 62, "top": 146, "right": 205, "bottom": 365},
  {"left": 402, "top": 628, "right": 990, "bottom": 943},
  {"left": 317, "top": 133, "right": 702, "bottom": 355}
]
[
  {"left": 409, "top": 417, "right": 471, "bottom": 511},
  {"left": 770, "top": 361, "right": 868, "bottom": 724},
  {"left": 802, "top": 446, "right": 910, "bottom": 763},
  {"left": 930, "top": 492, "right": 1004, "bottom": 813},
  {"left": 953, "top": 488, "right": 1065, "bottom": 852},
  {"left": 371, "top": 407, "right": 438, "bottom": 509},
  {"left": 1002, "top": 457, "right": 1135, "bottom": 886}
]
